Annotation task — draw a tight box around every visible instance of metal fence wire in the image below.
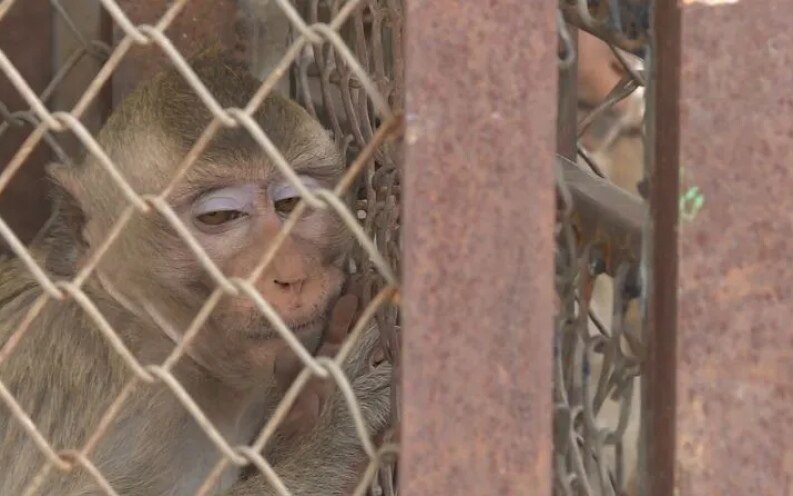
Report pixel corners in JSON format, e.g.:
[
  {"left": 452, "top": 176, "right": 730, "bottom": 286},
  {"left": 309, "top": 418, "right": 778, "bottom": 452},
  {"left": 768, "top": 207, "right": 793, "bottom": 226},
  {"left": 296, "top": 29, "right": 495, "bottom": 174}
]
[
  {"left": 554, "top": 1, "right": 649, "bottom": 495},
  {"left": 0, "top": 3, "right": 111, "bottom": 172},
  {"left": 0, "top": 0, "right": 402, "bottom": 495}
]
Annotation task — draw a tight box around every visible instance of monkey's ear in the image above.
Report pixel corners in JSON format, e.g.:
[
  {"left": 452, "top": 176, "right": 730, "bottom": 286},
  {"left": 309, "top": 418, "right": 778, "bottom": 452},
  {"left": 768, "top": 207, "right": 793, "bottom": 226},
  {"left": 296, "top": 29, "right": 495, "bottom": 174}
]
[{"left": 46, "top": 163, "right": 88, "bottom": 250}]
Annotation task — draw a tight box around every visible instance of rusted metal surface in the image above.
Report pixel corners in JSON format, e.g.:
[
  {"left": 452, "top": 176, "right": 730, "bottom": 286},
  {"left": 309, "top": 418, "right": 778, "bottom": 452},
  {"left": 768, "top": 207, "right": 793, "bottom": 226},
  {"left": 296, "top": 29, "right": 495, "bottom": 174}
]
[
  {"left": 640, "top": 1, "right": 680, "bottom": 495},
  {"left": 0, "top": 2, "right": 53, "bottom": 253},
  {"left": 401, "top": 0, "right": 556, "bottom": 493},
  {"left": 673, "top": 1, "right": 793, "bottom": 494},
  {"left": 112, "top": 0, "right": 246, "bottom": 104}
]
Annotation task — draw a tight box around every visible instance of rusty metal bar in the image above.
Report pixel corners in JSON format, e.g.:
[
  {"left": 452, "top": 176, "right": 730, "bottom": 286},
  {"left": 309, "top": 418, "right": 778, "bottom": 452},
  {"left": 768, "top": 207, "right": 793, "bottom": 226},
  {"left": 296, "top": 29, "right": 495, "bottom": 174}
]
[
  {"left": 640, "top": 0, "right": 680, "bottom": 494},
  {"left": 401, "top": 1, "right": 556, "bottom": 493},
  {"left": 670, "top": 0, "right": 793, "bottom": 494}
]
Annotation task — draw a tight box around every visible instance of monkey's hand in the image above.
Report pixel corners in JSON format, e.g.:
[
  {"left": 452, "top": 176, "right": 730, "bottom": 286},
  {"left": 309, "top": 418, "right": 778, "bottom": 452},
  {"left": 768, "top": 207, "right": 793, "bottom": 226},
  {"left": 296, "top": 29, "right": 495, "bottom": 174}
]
[{"left": 234, "top": 294, "right": 391, "bottom": 495}]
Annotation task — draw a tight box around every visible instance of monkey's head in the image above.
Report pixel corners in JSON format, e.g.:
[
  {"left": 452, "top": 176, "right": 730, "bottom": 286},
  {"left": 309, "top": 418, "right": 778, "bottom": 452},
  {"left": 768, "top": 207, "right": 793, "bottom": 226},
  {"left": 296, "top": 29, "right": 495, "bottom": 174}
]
[{"left": 48, "top": 53, "right": 353, "bottom": 367}]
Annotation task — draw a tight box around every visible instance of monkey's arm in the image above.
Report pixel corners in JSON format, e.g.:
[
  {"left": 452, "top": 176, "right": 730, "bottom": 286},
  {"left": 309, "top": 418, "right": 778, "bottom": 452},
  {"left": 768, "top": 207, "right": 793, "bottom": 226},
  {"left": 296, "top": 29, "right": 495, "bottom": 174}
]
[
  {"left": 226, "top": 363, "right": 391, "bottom": 496},
  {"left": 227, "top": 299, "right": 391, "bottom": 496}
]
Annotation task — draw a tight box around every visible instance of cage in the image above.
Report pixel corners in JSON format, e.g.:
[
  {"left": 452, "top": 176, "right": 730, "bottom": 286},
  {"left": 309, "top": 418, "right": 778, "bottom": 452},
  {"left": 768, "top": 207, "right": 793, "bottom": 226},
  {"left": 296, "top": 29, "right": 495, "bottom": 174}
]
[{"left": 2, "top": 1, "right": 792, "bottom": 495}]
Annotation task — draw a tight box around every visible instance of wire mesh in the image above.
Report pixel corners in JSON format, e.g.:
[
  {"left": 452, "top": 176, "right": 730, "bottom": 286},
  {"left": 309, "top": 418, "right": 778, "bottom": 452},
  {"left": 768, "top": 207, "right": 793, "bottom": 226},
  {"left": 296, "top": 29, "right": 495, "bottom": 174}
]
[
  {"left": 0, "top": 2, "right": 110, "bottom": 168},
  {"left": 0, "top": 2, "right": 112, "bottom": 256},
  {"left": 289, "top": 2, "right": 404, "bottom": 493},
  {"left": 0, "top": 0, "right": 402, "bottom": 494},
  {"left": 554, "top": 1, "right": 649, "bottom": 495}
]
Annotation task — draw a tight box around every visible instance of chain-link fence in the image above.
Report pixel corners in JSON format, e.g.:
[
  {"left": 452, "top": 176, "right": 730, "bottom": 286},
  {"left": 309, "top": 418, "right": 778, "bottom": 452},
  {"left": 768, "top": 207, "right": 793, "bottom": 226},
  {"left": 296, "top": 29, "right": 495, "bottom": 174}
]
[
  {"left": 0, "top": 0, "right": 401, "bottom": 494},
  {"left": 554, "top": 1, "right": 648, "bottom": 495},
  {"left": 0, "top": 1, "right": 112, "bottom": 254}
]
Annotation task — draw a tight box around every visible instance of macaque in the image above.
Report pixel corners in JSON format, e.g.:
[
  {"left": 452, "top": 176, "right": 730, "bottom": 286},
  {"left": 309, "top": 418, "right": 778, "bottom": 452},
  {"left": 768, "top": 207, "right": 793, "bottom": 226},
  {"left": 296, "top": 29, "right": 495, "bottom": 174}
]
[{"left": 0, "top": 52, "right": 391, "bottom": 495}]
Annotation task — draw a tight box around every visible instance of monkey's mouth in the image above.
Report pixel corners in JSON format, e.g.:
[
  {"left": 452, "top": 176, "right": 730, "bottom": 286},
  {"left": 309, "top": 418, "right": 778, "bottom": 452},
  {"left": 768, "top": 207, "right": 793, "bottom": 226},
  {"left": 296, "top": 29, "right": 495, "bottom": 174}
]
[
  {"left": 248, "top": 314, "right": 324, "bottom": 340},
  {"left": 288, "top": 315, "right": 325, "bottom": 334}
]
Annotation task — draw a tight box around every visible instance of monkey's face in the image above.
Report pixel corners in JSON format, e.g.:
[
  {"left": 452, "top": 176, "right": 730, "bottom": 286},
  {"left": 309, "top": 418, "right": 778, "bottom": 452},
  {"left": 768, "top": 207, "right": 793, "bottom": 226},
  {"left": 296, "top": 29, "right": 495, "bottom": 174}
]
[
  {"left": 173, "top": 166, "right": 351, "bottom": 353},
  {"left": 48, "top": 67, "right": 354, "bottom": 371}
]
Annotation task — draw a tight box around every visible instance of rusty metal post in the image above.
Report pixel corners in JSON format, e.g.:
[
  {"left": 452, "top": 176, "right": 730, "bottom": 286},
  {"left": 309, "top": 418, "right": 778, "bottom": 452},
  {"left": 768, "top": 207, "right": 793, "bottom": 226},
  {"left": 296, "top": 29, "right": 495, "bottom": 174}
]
[
  {"left": 641, "top": 0, "right": 680, "bottom": 494},
  {"left": 401, "top": 1, "right": 557, "bottom": 494},
  {"left": 646, "top": 0, "right": 793, "bottom": 494}
]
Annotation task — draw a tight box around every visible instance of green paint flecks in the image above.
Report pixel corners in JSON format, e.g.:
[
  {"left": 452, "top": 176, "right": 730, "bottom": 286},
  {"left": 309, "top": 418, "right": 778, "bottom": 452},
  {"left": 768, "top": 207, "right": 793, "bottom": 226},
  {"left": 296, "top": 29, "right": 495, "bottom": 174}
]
[{"left": 679, "top": 166, "right": 705, "bottom": 223}]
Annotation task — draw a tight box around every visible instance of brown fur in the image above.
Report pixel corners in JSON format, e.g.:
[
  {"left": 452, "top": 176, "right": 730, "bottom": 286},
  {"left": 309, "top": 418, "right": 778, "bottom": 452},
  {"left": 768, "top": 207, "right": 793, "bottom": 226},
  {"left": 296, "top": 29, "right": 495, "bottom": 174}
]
[{"left": 0, "top": 53, "right": 389, "bottom": 495}]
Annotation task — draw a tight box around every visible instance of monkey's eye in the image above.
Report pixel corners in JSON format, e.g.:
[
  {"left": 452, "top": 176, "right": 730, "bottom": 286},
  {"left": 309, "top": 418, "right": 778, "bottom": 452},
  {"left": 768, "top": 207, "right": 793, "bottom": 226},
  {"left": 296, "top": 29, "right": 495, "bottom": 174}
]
[
  {"left": 270, "top": 176, "right": 320, "bottom": 217},
  {"left": 196, "top": 210, "right": 245, "bottom": 225},
  {"left": 274, "top": 197, "right": 300, "bottom": 214},
  {"left": 192, "top": 185, "right": 256, "bottom": 229}
]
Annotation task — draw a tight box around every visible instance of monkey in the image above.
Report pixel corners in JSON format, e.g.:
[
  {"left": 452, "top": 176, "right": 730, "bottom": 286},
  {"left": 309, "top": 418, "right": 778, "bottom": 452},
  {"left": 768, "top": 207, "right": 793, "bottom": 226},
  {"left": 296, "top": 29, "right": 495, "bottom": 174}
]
[{"left": 0, "top": 51, "right": 391, "bottom": 495}]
